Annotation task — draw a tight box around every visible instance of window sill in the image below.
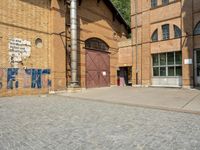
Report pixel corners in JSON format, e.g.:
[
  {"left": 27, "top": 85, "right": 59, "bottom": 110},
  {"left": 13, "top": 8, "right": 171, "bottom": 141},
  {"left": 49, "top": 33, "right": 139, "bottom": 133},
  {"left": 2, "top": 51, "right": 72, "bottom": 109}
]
[
  {"left": 152, "top": 76, "right": 182, "bottom": 78},
  {"left": 151, "top": 37, "right": 181, "bottom": 43},
  {"left": 150, "top": 85, "right": 182, "bottom": 88},
  {"left": 150, "top": 0, "right": 180, "bottom": 10}
]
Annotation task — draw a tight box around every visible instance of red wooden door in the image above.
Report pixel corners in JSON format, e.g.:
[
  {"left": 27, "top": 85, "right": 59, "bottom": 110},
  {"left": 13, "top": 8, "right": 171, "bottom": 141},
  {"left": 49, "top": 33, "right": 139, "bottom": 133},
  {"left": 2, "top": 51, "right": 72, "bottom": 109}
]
[{"left": 86, "top": 49, "right": 110, "bottom": 88}]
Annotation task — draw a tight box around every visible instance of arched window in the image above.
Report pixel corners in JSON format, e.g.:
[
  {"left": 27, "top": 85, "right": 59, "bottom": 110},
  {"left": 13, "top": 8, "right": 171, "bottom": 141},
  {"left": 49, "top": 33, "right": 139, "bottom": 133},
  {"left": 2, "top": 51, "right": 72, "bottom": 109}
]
[
  {"left": 174, "top": 25, "right": 182, "bottom": 38},
  {"left": 85, "top": 38, "right": 109, "bottom": 51},
  {"left": 35, "top": 38, "right": 43, "bottom": 48},
  {"left": 151, "top": 0, "right": 157, "bottom": 8},
  {"left": 162, "top": 24, "right": 170, "bottom": 40},
  {"left": 162, "top": 0, "right": 169, "bottom": 5},
  {"left": 194, "top": 22, "right": 200, "bottom": 35},
  {"left": 151, "top": 29, "right": 158, "bottom": 42}
]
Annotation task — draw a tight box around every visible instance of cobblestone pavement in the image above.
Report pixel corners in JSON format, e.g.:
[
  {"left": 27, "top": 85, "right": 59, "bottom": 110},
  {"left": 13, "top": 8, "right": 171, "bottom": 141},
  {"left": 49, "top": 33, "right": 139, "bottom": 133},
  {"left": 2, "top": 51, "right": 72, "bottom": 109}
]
[{"left": 1, "top": 95, "right": 200, "bottom": 150}]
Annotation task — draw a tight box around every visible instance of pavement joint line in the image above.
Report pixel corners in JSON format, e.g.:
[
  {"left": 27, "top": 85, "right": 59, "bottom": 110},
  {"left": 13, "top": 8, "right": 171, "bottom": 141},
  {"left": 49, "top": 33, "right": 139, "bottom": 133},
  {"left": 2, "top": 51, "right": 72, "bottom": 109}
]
[
  {"left": 57, "top": 95, "right": 200, "bottom": 116},
  {"left": 181, "top": 92, "right": 200, "bottom": 109}
]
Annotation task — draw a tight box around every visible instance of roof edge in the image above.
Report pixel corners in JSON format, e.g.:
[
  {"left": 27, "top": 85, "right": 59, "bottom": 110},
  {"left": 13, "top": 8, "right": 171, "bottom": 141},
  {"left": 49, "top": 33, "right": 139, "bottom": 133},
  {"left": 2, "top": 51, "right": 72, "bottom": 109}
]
[{"left": 103, "top": 0, "right": 131, "bottom": 33}]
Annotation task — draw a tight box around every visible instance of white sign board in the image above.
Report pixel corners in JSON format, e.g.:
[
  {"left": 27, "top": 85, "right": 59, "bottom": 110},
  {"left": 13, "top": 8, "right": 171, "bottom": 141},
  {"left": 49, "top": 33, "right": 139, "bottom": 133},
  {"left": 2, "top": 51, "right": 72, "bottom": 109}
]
[
  {"left": 8, "top": 38, "right": 31, "bottom": 64},
  {"left": 184, "top": 59, "right": 192, "bottom": 65},
  {"left": 102, "top": 71, "right": 107, "bottom": 76}
]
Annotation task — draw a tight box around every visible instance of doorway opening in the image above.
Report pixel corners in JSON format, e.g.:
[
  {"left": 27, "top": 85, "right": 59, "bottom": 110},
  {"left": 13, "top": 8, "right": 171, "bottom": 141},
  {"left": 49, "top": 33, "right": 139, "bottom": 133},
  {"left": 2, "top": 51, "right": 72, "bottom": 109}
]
[
  {"left": 117, "top": 67, "right": 132, "bottom": 86},
  {"left": 194, "top": 49, "right": 200, "bottom": 87}
]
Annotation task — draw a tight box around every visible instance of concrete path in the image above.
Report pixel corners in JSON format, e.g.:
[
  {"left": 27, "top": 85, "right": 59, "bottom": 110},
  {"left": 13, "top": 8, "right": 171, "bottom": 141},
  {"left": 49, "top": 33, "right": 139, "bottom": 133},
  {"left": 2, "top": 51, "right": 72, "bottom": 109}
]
[
  {"left": 1, "top": 95, "right": 200, "bottom": 149},
  {"left": 59, "top": 87, "right": 200, "bottom": 113}
]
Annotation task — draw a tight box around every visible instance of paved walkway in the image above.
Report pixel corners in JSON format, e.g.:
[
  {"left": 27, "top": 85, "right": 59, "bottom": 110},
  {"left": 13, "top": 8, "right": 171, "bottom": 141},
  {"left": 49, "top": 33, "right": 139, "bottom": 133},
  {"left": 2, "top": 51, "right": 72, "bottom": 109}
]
[
  {"left": 1, "top": 95, "right": 200, "bottom": 150},
  {"left": 59, "top": 87, "right": 200, "bottom": 113}
]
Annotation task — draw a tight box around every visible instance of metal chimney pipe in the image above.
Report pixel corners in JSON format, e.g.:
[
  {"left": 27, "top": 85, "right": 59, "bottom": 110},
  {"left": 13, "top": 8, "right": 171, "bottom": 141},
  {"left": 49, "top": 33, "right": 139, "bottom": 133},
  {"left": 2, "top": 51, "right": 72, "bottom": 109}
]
[{"left": 70, "top": 0, "right": 79, "bottom": 87}]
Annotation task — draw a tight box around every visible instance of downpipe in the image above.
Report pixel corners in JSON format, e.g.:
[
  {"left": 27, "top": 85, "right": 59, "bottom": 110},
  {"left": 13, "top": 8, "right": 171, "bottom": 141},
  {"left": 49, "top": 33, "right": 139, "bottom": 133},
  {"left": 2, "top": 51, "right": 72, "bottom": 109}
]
[
  {"left": 134, "top": 0, "right": 139, "bottom": 85},
  {"left": 70, "top": 0, "right": 79, "bottom": 87}
]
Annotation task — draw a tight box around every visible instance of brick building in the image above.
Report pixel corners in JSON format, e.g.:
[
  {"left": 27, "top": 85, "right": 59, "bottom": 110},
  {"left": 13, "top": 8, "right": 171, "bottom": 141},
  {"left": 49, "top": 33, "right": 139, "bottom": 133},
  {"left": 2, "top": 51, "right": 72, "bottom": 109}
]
[
  {"left": 0, "top": 0, "right": 130, "bottom": 96},
  {"left": 129, "top": 0, "right": 200, "bottom": 88}
]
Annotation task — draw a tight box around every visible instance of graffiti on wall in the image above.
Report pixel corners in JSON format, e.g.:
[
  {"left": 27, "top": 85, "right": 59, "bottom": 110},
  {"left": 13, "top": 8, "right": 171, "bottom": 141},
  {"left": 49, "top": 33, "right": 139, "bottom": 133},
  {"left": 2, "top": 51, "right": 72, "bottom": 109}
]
[
  {"left": 41, "top": 69, "right": 51, "bottom": 88},
  {"left": 23, "top": 69, "right": 32, "bottom": 88},
  {"left": 31, "top": 69, "right": 51, "bottom": 89},
  {"left": 7, "top": 68, "right": 19, "bottom": 89},
  {"left": 9, "top": 38, "right": 31, "bottom": 66},
  {"left": 0, "top": 68, "right": 51, "bottom": 90}
]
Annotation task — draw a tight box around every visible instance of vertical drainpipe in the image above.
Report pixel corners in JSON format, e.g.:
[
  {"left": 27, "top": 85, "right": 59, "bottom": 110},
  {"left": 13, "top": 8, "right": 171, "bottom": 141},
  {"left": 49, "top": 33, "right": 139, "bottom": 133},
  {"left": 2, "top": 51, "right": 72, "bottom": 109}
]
[
  {"left": 134, "top": 0, "right": 138, "bottom": 85},
  {"left": 70, "top": 0, "right": 79, "bottom": 87},
  {"left": 192, "top": 0, "right": 195, "bottom": 87}
]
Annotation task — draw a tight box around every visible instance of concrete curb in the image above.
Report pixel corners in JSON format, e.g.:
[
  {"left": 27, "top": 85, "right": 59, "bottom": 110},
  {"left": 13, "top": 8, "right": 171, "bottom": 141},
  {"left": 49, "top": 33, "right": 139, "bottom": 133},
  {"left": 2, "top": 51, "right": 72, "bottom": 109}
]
[{"left": 58, "top": 95, "right": 200, "bottom": 116}]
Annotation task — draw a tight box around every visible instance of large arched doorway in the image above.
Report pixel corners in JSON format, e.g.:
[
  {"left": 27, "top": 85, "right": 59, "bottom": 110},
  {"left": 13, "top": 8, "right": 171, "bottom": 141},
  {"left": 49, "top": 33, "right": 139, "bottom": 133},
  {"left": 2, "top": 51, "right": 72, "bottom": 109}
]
[{"left": 85, "top": 38, "right": 110, "bottom": 88}]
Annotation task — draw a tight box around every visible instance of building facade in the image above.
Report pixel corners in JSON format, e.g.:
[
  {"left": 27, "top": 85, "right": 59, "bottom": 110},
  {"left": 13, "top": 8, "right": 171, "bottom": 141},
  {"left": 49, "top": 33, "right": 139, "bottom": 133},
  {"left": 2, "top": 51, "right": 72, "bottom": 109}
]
[
  {"left": 131, "top": 0, "right": 200, "bottom": 88},
  {"left": 0, "top": 0, "right": 129, "bottom": 97}
]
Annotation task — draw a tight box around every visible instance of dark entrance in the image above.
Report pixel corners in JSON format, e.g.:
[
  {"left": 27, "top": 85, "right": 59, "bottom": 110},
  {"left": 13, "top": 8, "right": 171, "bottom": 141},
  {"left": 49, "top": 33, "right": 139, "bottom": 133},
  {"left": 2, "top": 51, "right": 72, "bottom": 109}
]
[
  {"left": 117, "top": 67, "right": 132, "bottom": 86},
  {"left": 195, "top": 50, "right": 200, "bottom": 87},
  {"left": 85, "top": 38, "right": 110, "bottom": 88}
]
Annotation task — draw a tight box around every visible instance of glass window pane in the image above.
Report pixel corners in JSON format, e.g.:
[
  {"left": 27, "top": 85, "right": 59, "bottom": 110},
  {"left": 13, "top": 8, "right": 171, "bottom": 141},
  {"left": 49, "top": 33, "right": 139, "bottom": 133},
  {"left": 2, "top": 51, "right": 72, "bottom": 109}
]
[
  {"left": 197, "top": 51, "right": 200, "bottom": 64},
  {"left": 160, "top": 67, "right": 166, "bottom": 76},
  {"left": 151, "top": 0, "right": 157, "bottom": 8},
  {"left": 85, "top": 38, "right": 109, "bottom": 51},
  {"left": 153, "top": 54, "right": 159, "bottom": 66},
  {"left": 176, "top": 66, "right": 182, "bottom": 76},
  {"left": 175, "top": 51, "right": 182, "bottom": 65},
  {"left": 194, "top": 22, "right": 200, "bottom": 35},
  {"left": 174, "top": 25, "right": 182, "bottom": 38},
  {"left": 162, "top": 0, "right": 169, "bottom": 5},
  {"left": 197, "top": 51, "right": 200, "bottom": 76},
  {"left": 152, "top": 30, "right": 158, "bottom": 42},
  {"left": 197, "top": 66, "right": 200, "bottom": 76},
  {"left": 162, "top": 24, "right": 170, "bottom": 40},
  {"left": 153, "top": 67, "right": 159, "bottom": 76},
  {"left": 167, "top": 52, "right": 174, "bottom": 65},
  {"left": 168, "top": 67, "right": 175, "bottom": 76},
  {"left": 160, "top": 53, "right": 166, "bottom": 65}
]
